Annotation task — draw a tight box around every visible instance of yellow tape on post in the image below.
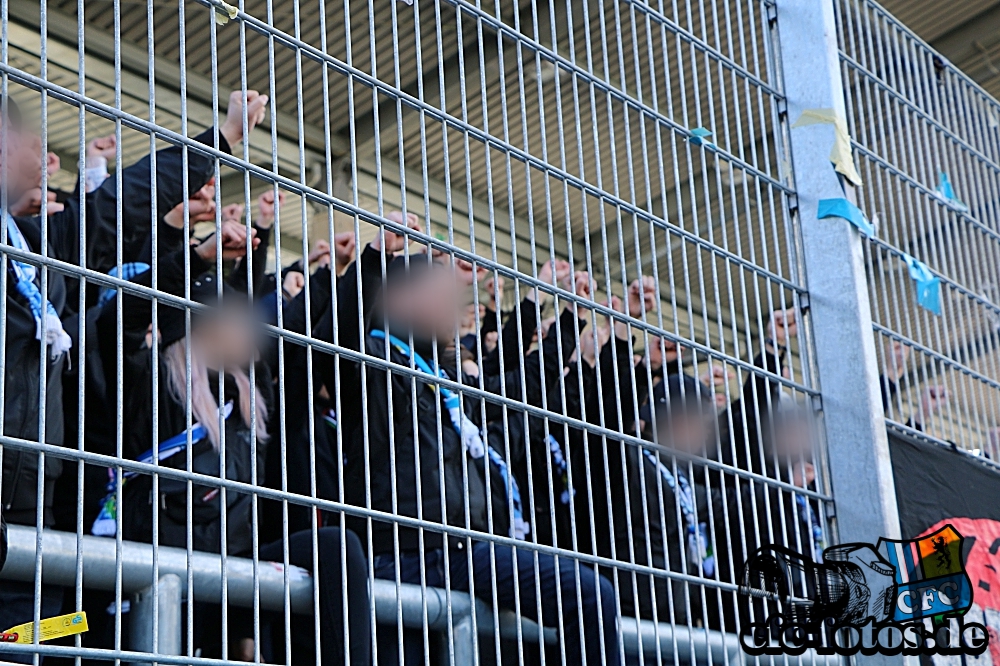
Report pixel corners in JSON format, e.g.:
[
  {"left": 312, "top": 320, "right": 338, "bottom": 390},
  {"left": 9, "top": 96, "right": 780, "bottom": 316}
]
[
  {"left": 791, "top": 108, "right": 863, "bottom": 186},
  {"left": 0, "top": 612, "right": 89, "bottom": 644}
]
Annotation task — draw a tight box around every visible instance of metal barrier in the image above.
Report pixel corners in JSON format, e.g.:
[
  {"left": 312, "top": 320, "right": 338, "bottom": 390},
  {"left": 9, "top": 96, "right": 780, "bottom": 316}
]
[
  {"left": 0, "top": 526, "right": 740, "bottom": 664},
  {"left": 836, "top": 0, "right": 1000, "bottom": 460},
  {"left": 0, "top": 0, "right": 988, "bottom": 663}
]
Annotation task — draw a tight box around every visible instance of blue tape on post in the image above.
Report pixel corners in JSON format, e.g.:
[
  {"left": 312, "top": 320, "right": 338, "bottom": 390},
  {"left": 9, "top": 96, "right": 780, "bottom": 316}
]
[
  {"left": 816, "top": 198, "right": 875, "bottom": 237},
  {"left": 902, "top": 254, "right": 942, "bottom": 315},
  {"left": 688, "top": 127, "right": 712, "bottom": 146}
]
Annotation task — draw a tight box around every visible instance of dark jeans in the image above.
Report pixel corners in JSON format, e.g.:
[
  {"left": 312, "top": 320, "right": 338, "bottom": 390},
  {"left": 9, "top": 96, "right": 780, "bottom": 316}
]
[
  {"left": 374, "top": 542, "right": 619, "bottom": 666},
  {"left": 0, "top": 582, "right": 64, "bottom": 664},
  {"left": 260, "top": 527, "right": 371, "bottom": 666}
]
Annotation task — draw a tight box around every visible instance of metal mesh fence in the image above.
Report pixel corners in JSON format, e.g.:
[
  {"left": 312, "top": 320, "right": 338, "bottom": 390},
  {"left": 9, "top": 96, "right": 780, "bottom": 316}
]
[
  {"left": 837, "top": 0, "right": 1000, "bottom": 460},
  {"left": 0, "top": 0, "right": 846, "bottom": 663}
]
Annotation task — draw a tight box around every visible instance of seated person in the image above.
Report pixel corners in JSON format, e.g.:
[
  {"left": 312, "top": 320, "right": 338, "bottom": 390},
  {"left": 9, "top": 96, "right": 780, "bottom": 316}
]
[
  {"left": 613, "top": 373, "right": 725, "bottom": 630},
  {"left": 322, "top": 215, "right": 620, "bottom": 666}
]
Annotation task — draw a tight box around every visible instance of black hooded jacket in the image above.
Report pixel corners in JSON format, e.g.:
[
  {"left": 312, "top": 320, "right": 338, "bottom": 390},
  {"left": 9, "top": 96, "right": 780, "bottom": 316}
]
[
  {"left": 317, "top": 247, "right": 524, "bottom": 555},
  {"left": 260, "top": 265, "right": 343, "bottom": 541},
  {"left": 3, "top": 128, "right": 220, "bottom": 528},
  {"left": 96, "top": 243, "right": 271, "bottom": 556}
]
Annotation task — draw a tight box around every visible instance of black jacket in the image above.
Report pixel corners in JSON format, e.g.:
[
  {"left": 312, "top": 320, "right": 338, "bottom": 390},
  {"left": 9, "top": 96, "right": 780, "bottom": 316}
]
[
  {"left": 2, "top": 128, "right": 221, "bottom": 528},
  {"left": 96, "top": 247, "right": 271, "bottom": 556},
  {"left": 559, "top": 332, "right": 732, "bottom": 627},
  {"left": 1, "top": 211, "right": 73, "bottom": 526},
  {"left": 261, "top": 265, "right": 343, "bottom": 542},
  {"left": 86, "top": 128, "right": 225, "bottom": 288},
  {"left": 612, "top": 444, "right": 728, "bottom": 626},
  {"left": 545, "top": 357, "right": 596, "bottom": 551},
  {"left": 0, "top": 511, "right": 7, "bottom": 573},
  {"left": 2, "top": 120, "right": 215, "bottom": 526},
  {"left": 512, "top": 308, "right": 587, "bottom": 548},
  {"left": 716, "top": 347, "right": 785, "bottom": 474},
  {"left": 320, "top": 246, "right": 514, "bottom": 555},
  {"left": 574, "top": 332, "right": 649, "bottom": 561}
]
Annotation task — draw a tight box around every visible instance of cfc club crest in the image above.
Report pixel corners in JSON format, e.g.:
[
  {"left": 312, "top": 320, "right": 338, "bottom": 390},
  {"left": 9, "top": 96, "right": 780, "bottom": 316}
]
[{"left": 877, "top": 524, "right": 974, "bottom": 623}]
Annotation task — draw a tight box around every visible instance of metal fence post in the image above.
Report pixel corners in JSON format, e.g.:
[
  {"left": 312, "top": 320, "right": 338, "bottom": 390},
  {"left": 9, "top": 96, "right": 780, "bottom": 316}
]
[
  {"left": 446, "top": 613, "right": 475, "bottom": 666},
  {"left": 773, "top": 0, "right": 902, "bottom": 547},
  {"left": 129, "top": 574, "right": 182, "bottom": 661}
]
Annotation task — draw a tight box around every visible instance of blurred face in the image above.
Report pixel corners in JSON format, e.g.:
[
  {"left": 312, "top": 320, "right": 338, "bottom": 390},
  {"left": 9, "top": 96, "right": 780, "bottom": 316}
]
[
  {"left": 384, "top": 266, "right": 462, "bottom": 343},
  {"left": 657, "top": 407, "right": 714, "bottom": 456},
  {"left": 20, "top": 133, "right": 43, "bottom": 187},
  {"left": 192, "top": 305, "right": 259, "bottom": 370},
  {"left": 0, "top": 122, "right": 41, "bottom": 202},
  {"left": 771, "top": 414, "right": 813, "bottom": 462}
]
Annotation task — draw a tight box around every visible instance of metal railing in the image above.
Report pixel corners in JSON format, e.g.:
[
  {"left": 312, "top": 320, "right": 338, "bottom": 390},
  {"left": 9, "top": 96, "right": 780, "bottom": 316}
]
[{"left": 0, "top": 525, "right": 741, "bottom": 664}]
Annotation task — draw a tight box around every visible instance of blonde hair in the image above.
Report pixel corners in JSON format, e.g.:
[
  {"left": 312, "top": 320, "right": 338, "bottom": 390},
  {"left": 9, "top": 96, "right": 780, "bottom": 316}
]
[{"left": 162, "top": 339, "right": 269, "bottom": 449}]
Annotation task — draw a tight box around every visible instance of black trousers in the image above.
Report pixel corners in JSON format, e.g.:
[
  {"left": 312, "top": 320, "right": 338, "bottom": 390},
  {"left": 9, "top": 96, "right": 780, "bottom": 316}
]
[{"left": 260, "top": 527, "right": 371, "bottom": 666}]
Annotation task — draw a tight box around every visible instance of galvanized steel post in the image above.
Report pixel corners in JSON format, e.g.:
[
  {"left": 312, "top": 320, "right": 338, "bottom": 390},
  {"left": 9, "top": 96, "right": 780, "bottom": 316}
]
[
  {"left": 129, "top": 574, "right": 183, "bottom": 662},
  {"left": 773, "top": 0, "right": 902, "bottom": 548}
]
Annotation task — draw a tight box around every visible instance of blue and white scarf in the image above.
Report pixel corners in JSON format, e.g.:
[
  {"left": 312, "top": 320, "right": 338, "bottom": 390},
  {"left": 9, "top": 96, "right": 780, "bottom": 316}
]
[
  {"left": 641, "top": 449, "right": 715, "bottom": 576},
  {"left": 92, "top": 402, "right": 234, "bottom": 537},
  {"left": 98, "top": 262, "right": 150, "bottom": 307},
  {"left": 5, "top": 212, "right": 72, "bottom": 358},
  {"left": 544, "top": 434, "right": 574, "bottom": 505},
  {"left": 796, "top": 494, "right": 826, "bottom": 562},
  {"left": 370, "top": 329, "right": 530, "bottom": 540}
]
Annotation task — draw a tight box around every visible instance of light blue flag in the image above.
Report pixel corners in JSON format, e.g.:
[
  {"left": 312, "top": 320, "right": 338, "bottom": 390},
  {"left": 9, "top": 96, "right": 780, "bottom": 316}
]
[
  {"left": 936, "top": 172, "right": 969, "bottom": 213},
  {"left": 688, "top": 127, "right": 712, "bottom": 146}
]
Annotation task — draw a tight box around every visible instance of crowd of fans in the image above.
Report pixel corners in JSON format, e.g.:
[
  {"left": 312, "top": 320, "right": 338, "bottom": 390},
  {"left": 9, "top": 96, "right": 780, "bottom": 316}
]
[{"left": 0, "top": 88, "right": 945, "bottom": 666}]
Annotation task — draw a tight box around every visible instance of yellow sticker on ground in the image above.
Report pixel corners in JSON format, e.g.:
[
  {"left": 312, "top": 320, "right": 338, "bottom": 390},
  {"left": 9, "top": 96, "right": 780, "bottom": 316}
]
[{"left": 1, "top": 612, "right": 89, "bottom": 644}]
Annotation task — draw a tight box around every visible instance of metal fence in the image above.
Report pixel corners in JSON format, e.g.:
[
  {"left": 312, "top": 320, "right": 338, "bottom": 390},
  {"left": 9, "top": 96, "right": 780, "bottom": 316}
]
[
  {"left": 0, "top": 0, "right": 982, "bottom": 664},
  {"left": 836, "top": 0, "right": 1000, "bottom": 460}
]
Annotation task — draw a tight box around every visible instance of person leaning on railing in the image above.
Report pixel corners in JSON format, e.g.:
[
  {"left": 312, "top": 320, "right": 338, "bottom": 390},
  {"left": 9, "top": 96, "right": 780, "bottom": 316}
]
[
  {"left": 713, "top": 308, "right": 823, "bottom": 631},
  {"left": 93, "top": 220, "right": 368, "bottom": 665},
  {"left": 45, "top": 90, "right": 269, "bottom": 538},
  {"left": 453, "top": 258, "right": 594, "bottom": 551},
  {"left": 556, "top": 281, "right": 733, "bottom": 631},
  {"left": 257, "top": 221, "right": 358, "bottom": 543}
]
